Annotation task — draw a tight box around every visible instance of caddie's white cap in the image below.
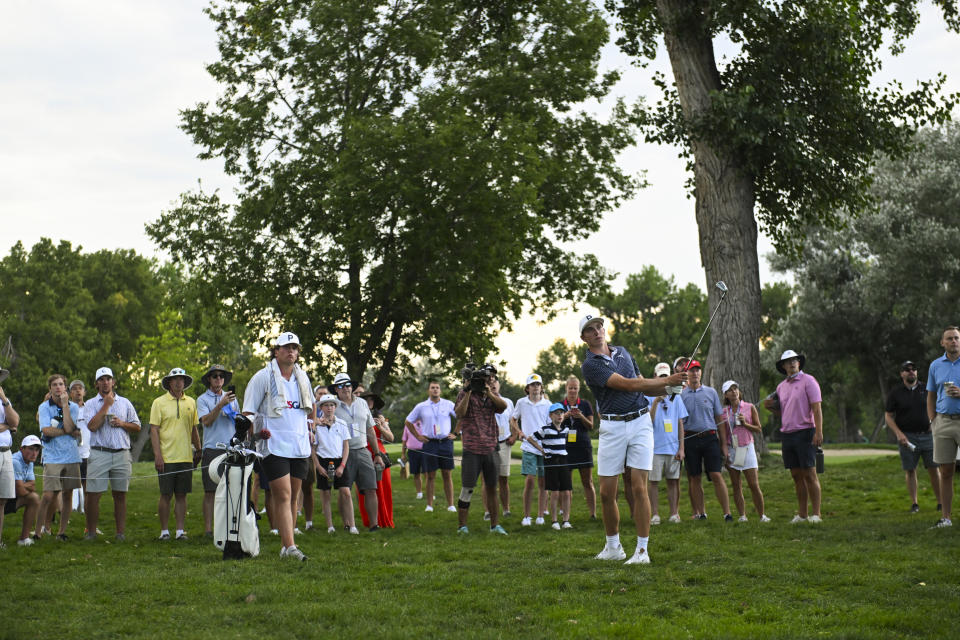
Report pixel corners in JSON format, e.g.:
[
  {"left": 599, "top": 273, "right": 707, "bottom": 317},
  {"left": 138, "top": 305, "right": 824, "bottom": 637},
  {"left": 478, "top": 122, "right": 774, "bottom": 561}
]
[
  {"left": 525, "top": 373, "right": 543, "bottom": 386},
  {"left": 721, "top": 380, "right": 738, "bottom": 394},
  {"left": 276, "top": 331, "right": 300, "bottom": 347},
  {"left": 318, "top": 393, "right": 339, "bottom": 406},
  {"left": 654, "top": 362, "right": 671, "bottom": 377},
  {"left": 578, "top": 314, "right": 605, "bottom": 335},
  {"left": 95, "top": 367, "right": 114, "bottom": 381},
  {"left": 21, "top": 435, "right": 42, "bottom": 448}
]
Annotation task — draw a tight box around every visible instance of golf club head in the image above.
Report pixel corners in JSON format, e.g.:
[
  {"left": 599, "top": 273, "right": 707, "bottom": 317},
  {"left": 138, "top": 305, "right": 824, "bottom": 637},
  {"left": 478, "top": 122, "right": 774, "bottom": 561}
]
[{"left": 715, "top": 281, "right": 728, "bottom": 294}]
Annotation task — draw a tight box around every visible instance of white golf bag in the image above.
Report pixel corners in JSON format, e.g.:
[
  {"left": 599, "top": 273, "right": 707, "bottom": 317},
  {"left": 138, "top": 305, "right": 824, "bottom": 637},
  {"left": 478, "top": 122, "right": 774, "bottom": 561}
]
[{"left": 207, "top": 415, "right": 261, "bottom": 559}]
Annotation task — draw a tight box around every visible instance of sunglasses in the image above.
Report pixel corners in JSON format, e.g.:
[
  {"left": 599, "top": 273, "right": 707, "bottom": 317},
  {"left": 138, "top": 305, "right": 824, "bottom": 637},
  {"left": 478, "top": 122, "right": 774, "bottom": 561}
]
[
  {"left": 902, "top": 367, "right": 917, "bottom": 372},
  {"left": 210, "top": 373, "right": 226, "bottom": 379},
  {"left": 336, "top": 382, "right": 352, "bottom": 389}
]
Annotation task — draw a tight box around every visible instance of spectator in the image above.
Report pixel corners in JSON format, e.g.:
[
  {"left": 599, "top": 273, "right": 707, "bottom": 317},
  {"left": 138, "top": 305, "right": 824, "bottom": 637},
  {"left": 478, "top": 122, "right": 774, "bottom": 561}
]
[
  {"left": 681, "top": 361, "right": 732, "bottom": 521},
  {"left": 197, "top": 365, "right": 240, "bottom": 538},
  {"left": 37, "top": 374, "right": 82, "bottom": 540},
  {"left": 331, "top": 372, "right": 381, "bottom": 531},
  {"left": 530, "top": 403, "right": 573, "bottom": 530},
  {"left": 721, "top": 380, "right": 769, "bottom": 522},
  {"left": 926, "top": 326, "right": 960, "bottom": 529},
  {"left": 2, "top": 435, "right": 41, "bottom": 547},
  {"left": 485, "top": 376, "right": 517, "bottom": 520},
  {"left": 358, "top": 391, "right": 395, "bottom": 528},
  {"left": 405, "top": 381, "right": 457, "bottom": 513},
  {"left": 401, "top": 420, "right": 425, "bottom": 500},
  {"left": 512, "top": 373, "right": 551, "bottom": 526},
  {"left": 312, "top": 394, "right": 351, "bottom": 533},
  {"left": 647, "top": 362, "right": 688, "bottom": 525},
  {"left": 68, "top": 380, "right": 89, "bottom": 514},
  {"left": 560, "top": 375, "right": 596, "bottom": 520}
]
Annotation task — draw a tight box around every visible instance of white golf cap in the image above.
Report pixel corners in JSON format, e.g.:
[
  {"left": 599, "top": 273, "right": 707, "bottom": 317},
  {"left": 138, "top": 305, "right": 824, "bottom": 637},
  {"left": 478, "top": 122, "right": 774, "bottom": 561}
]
[
  {"left": 525, "top": 373, "right": 543, "bottom": 386},
  {"left": 21, "top": 435, "right": 42, "bottom": 448},
  {"left": 95, "top": 367, "right": 114, "bottom": 381},
  {"left": 578, "top": 314, "right": 605, "bottom": 335},
  {"left": 276, "top": 331, "right": 300, "bottom": 347},
  {"left": 331, "top": 372, "right": 353, "bottom": 387},
  {"left": 654, "top": 362, "right": 671, "bottom": 377},
  {"left": 318, "top": 393, "right": 339, "bottom": 406},
  {"left": 721, "top": 380, "right": 738, "bottom": 394}
]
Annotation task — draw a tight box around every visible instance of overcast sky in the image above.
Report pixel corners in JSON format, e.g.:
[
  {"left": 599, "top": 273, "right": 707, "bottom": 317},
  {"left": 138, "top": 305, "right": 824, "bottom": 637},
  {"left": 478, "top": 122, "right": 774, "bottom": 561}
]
[{"left": 2, "top": 1, "right": 958, "bottom": 382}]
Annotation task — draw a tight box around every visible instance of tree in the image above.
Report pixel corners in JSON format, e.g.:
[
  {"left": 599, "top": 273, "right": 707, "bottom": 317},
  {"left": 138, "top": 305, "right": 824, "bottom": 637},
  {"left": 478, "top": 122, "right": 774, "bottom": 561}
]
[
  {"left": 607, "top": 0, "right": 959, "bottom": 399},
  {"left": 534, "top": 338, "right": 594, "bottom": 403},
  {"left": 769, "top": 124, "right": 960, "bottom": 441},
  {"left": 149, "top": 0, "right": 641, "bottom": 393}
]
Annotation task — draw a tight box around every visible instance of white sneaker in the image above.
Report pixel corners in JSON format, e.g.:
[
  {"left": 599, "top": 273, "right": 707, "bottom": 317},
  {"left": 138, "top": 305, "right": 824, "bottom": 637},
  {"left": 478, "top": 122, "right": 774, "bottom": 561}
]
[
  {"left": 17, "top": 537, "right": 34, "bottom": 547},
  {"left": 738, "top": 515, "right": 748, "bottom": 522},
  {"left": 425, "top": 505, "right": 434, "bottom": 512},
  {"left": 535, "top": 516, "right": 545, "bottom": 525},
  {"left": 294, "top": 528, "right": 303, "bottom": 535},
  {"left": 521, "top": 517, "right": 532, "bottom": 526},
  {"left": 668, "top": 514, "right": 682, "bottom": 524},
  {"left": 650, "top": 514, "right": 661, "bottom": 525},
  {"left": 551, "top": 521, "right": 561, "bottom": 530},
  {"left": 482, "top": 512, "right": 491, "bottom": 521},
  {"left": 446, "top": 505, "right": 457, "bottom": 513},
  {"left": 562, "top": 521, "right": 573, "bottom": 529},
  {"left": 932, "top": 518, "right": 953, "bottom": 529},
  {"left": 327, "top": 526, "right": 336, "bottom": 534},
  {"left": 760, "top": 514, "right": 771, "bottom": 522},
  {"left": 790, "top": 515, "right": 806, "bottom": 524},
  {"left": 259, "top": 507, "right": 267, "bottom": 514},
  {"left": 808, "top": 515, "right": 822, "bottom": 523},
  {"left": 280, "top": 546, "right": 308, "bottom": 561},
  {"left": 595, "top": 545, "right": 627, "bottom": 561},
  {"left": 625, "top": 549, "right": 651, "bottom": 565},
  {"left": 348, "top": 526, "right": 359, "bottom": 535},
  {"left": 270, "top": 528, "right": 279, "bottom": 535},
  {"left": 416, "top": 492, "right": 423, "bottom": 499}
]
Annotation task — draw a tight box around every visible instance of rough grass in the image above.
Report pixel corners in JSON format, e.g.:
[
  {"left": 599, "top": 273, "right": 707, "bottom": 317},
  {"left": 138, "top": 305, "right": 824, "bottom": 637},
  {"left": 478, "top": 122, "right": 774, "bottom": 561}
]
[{"left": 3, "top": 454, "right": 957, "bottom": 639}]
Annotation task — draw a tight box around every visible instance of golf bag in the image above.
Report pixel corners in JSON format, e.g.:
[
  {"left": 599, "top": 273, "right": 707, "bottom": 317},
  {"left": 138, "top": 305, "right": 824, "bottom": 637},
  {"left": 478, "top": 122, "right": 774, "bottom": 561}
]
[{"left": 208, "top": 414, "right": 261, "bottom": 559}]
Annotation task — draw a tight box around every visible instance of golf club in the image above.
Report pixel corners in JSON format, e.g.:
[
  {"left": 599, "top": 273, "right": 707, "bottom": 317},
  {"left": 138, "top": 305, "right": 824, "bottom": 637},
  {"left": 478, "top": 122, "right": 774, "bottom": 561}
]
[{"left": 685, "top": 280, "right": 728, "bottom": 370}]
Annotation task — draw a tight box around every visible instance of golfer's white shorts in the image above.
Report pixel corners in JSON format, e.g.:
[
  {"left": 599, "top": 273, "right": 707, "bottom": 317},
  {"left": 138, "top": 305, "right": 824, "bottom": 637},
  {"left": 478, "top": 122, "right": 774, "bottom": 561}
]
[{"left": 597, "top": 412, "right": 653, "bottom": 476}]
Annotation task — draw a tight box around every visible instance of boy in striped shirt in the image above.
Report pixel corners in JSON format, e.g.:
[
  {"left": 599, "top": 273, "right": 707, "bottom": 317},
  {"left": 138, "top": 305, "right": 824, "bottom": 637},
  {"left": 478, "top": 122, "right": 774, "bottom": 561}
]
[{"left": 530, "top": 403, "right": 573, "bottom": 530}]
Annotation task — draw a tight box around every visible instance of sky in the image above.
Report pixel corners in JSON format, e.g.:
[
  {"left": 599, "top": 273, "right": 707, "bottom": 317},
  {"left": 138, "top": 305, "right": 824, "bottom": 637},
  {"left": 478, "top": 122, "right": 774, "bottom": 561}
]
[{"left": 2, "top": 1, "right": 959, "bottom": 382}]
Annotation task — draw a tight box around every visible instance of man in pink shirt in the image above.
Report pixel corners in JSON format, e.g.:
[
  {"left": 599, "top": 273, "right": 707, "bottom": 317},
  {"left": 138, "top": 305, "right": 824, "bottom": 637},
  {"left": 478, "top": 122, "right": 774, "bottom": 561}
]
[{"left": 772, "top": 349, "right": 823, "bottom": 523}]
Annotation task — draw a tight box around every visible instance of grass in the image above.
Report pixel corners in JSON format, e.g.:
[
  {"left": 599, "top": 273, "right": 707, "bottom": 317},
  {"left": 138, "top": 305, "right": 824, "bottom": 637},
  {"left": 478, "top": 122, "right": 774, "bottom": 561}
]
[{"left": 4, "top": 453, "right": 958, "bottom": 639}]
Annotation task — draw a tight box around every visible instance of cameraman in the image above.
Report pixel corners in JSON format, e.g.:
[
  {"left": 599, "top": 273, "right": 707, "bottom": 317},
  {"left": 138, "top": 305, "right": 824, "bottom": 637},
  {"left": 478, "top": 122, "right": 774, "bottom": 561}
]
[{"left": 453, "top": 366, "right": 508, "bottom": 534}]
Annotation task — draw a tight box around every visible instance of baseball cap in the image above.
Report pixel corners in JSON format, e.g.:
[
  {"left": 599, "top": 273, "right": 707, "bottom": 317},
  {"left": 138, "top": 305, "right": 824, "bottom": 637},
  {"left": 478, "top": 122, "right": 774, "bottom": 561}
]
[
  {"left": 899, "top": 360, "right": 916, "bottom": 371},
  {"left": 578, "top": 314, "right": 605, "bottom": 335},
  {"left": 68, "top": 379, "right": 85, "bottom": 390},
  {"left": 276, "top": 331, "right": 300, "bottom": 347},
  {"left": 95, "top": 367, "right": 114, "bottom": 381},
  {"left": 687, "top": 360, "right": 702, "bottom": 370},
  {"left": 721, "top": 380, "right": 738, "bottom": 394},
  {"left": 654, "top": 362, "right": 671, "bottom": 377},
  {"left": 548, "top": 402, "right": 565, "bottom": 413},
  {"left": 525, "top": 374, "right": 543, "bottom": 386},
  {"left": 21, "top": 435, "right": 42, "bottom": 448}
]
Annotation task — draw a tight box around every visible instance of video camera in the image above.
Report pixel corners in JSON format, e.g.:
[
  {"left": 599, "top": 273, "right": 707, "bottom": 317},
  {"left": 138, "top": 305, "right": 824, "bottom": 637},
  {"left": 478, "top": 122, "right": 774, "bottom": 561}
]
[{"left": 461, "top": 362, "right": 497, "bottom": 394}]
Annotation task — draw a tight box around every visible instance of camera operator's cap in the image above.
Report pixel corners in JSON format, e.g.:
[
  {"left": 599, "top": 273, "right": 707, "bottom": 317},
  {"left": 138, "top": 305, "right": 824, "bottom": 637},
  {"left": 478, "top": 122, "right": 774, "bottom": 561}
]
[
  {"left": 899, "top": 360, "right": 916, "bottom": 371},
  {"left": 548, "top": 402, "right": 565, "bottom": 414},
  {"left": 95, "top": 366, "right": 114, "bottom": 381},
  {"left": 654, "top": 362, "right": 671, "bottom": 377},
  {"left": 275, "top": 331, "right": 300, "bottom": 347},
  {"left": 721, "top": 380, "right": 738, "bottom": 394},
  {"left": 578, "top": 314, "right": 605, "bottom": 335},
  {"left": 776, "top": 349, "right": 806, "bottom": 375},
  {"left": 317, "top": 393, "right": 339, "bottom": 406},
  {"left": 200, "top": 364, "right": 233, "bottom": 388},
  {"left": 525, "top": 373, "right": 543, "bottom": 386},
  {"left": 21, "top": 435, "right": 42, "bottom": 448},
  {"left": 162, "top": 367, "right": 194, "bottom": 391}
]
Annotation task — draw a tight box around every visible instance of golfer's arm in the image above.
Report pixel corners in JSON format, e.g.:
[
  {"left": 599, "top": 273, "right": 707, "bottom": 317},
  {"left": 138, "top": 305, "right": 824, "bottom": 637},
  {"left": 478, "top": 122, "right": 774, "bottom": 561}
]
[{"left": 605, "top": 373, "right": 667, "bottom": 396}]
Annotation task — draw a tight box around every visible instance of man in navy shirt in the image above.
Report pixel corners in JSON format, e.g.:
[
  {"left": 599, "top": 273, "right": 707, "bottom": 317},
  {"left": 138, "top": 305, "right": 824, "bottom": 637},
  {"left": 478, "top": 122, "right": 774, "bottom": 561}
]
[
  {"left": 885, "top": 360, "right": 940, "bottom": 514},
  {"left": 580, "top": 314, "right": 686, "bottom": 565}
]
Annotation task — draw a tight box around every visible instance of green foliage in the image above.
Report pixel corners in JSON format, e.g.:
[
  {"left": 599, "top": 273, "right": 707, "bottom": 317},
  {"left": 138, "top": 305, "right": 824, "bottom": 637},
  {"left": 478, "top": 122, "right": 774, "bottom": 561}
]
[
  {"left": 769, "top": 124, "right": 960, "bottom": 441},
  {"left": 0, "top": 240, "right": 163, "bottom": 431},
  {"left": 609, "top": 0, "right": 959, "bottom": 253},
  {"left": 149, "top": 0, "right": 639, "bottom": 393},
  {"left": 3, "top": 456, "right": 956, "bottom": 638}
]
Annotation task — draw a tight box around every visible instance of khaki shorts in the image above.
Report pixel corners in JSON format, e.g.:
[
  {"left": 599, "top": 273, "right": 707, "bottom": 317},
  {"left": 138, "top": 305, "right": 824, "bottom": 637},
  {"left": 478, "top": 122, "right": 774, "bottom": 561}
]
[
  {"left": 649, "top": 454, "right": 681, "bottom": 481},
  {"left": 0, "top": 450, "right": 14, "bottom": 500},
  {"left": 932, "top": 414, "right": 960, "bottom": 465},
  {"left": 495, "top": 441, "right": 512, "bottom": 477},
  {"left": 42, "top": 462, "right": 82, "bottom": 492},
  {"left": 86, "top": 449, "right": 132, "bottom": 493}
]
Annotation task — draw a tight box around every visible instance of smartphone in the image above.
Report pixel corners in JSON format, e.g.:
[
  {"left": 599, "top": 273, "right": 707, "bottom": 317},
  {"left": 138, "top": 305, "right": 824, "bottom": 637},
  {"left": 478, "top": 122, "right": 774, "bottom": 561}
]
[{"left": 227, "top": 385, "right": 236, "bottom": 394}]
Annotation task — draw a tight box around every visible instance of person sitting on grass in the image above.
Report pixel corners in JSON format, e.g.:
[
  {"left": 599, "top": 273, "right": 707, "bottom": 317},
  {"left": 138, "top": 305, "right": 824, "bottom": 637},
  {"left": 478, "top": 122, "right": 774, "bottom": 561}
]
[
  {"left": 529, "top": 403, "right": 573, "bottom": 530},
  {"left": 3, "top": 435, "right": 43, "bottom": 547},
  {"left": 312, "top": 394, "right": 351, "bottom": 534}
]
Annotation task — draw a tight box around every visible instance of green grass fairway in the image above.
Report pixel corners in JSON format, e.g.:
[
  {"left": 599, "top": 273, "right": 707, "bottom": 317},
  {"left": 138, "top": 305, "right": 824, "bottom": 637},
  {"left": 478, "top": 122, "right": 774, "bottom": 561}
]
[{"left": 4, "top": 454, "right": 957, "bottom": 639}]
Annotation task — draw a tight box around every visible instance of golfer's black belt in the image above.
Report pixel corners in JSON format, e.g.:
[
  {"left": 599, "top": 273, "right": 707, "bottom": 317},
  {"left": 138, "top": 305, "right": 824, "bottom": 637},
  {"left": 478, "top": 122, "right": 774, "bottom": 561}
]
[
  {"left": 91, "top": 446, "right": 125, "bottom": 453},
  {"left": 689, "top": 430, "right": 718, "bottom": 438},
  {"left": 600, "top": 408, "right": 649, "bottom": 422}
]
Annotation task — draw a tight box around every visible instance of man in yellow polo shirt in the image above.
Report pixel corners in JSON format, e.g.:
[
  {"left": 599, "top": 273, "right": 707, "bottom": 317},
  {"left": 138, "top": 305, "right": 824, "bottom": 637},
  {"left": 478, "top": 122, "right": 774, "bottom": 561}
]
[{"left": 149, "top": 368, "right": 201, "bottom": 541}]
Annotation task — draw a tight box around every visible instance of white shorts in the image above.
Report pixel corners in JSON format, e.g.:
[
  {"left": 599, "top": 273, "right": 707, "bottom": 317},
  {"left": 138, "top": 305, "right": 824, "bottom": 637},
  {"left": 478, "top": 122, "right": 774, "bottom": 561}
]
[
  {"left": 650, "top": 453, "right": 681, "bottom": 481},
  {"left": 597, "top": 413, "right": 653, "bottom": 477},
  {"left": 0, "top": 450, "right": 14, "bottom": 500},
  {"left": 496, "top": 441, "right": 512, "bottom": 477},
  {"left": 726, "top": 443, "right": 759, "bottom": 471}
]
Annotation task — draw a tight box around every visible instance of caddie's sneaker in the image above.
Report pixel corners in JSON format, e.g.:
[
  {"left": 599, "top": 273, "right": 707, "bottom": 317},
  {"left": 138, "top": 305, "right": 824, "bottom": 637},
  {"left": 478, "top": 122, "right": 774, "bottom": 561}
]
[
  {"left": 624, "top": 549, "right": 651, "bottom": 565},
  {"left": 551, "top": 521, "right": 561, "bottom": 530},
  {"left": 808, "top": 515, "right": 822, "bottom": 524},
  {"left": 521, "top": 517, "right": 532, "bottom": 526},
  {"left": 931, "top": 518, "right": 953, "bottom": 529},
  {"left": 447, "top": 505, "right": 457, "bottom": 513},
  {"left": 668, "top": 514, "right": 682, "bottom": 524},
  {"left": 790, "top": 515, "right": 807, "bottom": 524},
  {"left": 17, "top": 537, "right": 34, "bottom": 547},
  {"left": 457, "top": 526, "right": 469, "bottom": 534},
  {"left": 595, "top": 545, "right": 626, "bottom": 561},
  {"left": 424, "top": 505, "right": 434, "bottom": 513},
  {"left": 738, "top": 515, "right": 748, "bottom": 523},
  {"left": 760, "top": 515, "right": 771, "bottom": 522},
  {"left": 650, "top": 514, "right": 661, "bottom": 525},
  {"left": 490, "top": 525, "right": 508, "bottom": 535},
  {"left": 910, "top": 503, "right": 920, "bottom": 513},
  {"left": 535, "top": 517, "right": 545, "bottom": 525},
  {"left": 562, "top": 521, "right": 573, "bottom": 529}
]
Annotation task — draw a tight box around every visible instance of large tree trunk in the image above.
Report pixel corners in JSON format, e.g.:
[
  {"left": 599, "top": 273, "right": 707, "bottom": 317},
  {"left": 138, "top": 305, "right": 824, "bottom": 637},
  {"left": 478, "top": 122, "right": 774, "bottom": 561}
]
[{"left": 656, "top": 0, "right": 763, "bottom": 405}]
